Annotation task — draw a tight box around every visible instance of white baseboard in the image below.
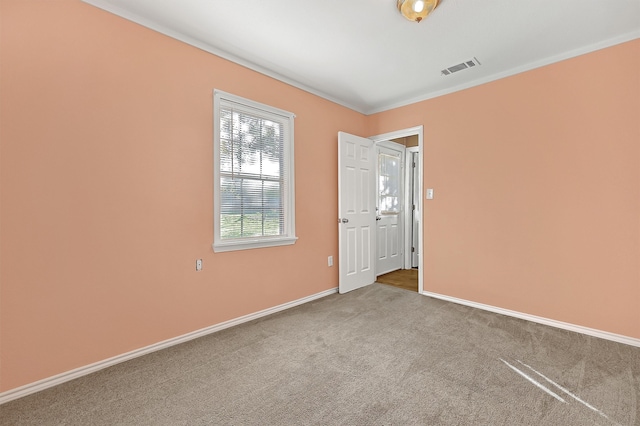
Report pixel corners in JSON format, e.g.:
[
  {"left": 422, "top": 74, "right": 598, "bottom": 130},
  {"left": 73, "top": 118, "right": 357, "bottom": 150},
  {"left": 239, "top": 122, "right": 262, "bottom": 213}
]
[
  {"left": 421, "top": 290, "right": 640, "bottom": 348},
  {"left": 0, "top": 287, "right": 338, "bottom": 405}
]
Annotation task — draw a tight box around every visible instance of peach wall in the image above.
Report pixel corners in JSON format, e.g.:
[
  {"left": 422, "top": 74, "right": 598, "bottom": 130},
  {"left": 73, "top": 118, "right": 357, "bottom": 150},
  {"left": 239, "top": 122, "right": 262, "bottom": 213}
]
[
  {"left": 0, "top": 0, "right": 366, "bottom": 391},
  {"left": 1, "top": 0, "right": 638, "bottom": 396},
  {"left": 369, "top": 40, "right": 640, "bottom": 339}
]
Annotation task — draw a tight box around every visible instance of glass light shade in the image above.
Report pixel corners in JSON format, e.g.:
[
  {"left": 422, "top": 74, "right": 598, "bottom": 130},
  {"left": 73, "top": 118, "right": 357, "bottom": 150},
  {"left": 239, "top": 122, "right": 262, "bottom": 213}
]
[{"left": 397, "top": 0, "right": 439, "bottom": 23}]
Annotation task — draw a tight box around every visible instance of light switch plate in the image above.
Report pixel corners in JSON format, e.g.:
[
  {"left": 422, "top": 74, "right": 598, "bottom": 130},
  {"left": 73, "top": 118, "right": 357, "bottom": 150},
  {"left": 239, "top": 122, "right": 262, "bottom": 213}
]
[{"left": 426, "top": 188, "right": 434, "bottom": 200}]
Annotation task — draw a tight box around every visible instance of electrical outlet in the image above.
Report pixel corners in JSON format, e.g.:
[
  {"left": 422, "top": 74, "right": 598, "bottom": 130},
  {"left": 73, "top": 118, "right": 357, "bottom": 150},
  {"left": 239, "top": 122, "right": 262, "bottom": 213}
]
[
  {"left": 328, "top": 256, "right": 333, "bottom": 267},
  {"left": 196, "top": 259, "right": 203, "bottom": 271}
]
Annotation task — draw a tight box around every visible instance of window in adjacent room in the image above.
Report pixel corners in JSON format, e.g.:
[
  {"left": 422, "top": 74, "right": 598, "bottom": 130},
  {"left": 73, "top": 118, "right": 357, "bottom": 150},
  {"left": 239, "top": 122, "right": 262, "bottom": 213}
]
[{"left": 213, "top": 90, "right": 297, "bottom": 252}]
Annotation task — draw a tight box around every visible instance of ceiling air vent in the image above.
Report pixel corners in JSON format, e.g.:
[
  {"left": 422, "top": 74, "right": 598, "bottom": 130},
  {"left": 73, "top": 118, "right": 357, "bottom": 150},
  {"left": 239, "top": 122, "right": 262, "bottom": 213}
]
[{"left": 441, "top": 57, "right": 481, "bottom": 76}]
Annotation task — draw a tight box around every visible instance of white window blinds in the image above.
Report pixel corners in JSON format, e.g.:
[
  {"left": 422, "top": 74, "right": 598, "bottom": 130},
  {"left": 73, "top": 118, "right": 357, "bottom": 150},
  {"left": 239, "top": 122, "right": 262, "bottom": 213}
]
[{"left": 213, "top": 91, "right": 296, "bottom": 252}]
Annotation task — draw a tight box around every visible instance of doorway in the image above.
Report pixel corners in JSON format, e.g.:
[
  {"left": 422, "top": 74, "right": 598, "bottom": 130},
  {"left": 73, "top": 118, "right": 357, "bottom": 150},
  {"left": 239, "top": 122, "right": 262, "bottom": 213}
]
[
  {"left": 376, "top": 135, "right": 420, "bottom": 292},
  {"left": 338, "top": 126, "right": 423, "bottom": 294}
]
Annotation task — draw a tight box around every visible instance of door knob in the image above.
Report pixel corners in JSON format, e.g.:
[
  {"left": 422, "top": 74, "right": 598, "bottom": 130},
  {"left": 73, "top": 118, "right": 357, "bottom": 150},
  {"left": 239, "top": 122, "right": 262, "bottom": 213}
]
[
  {"left": 341, "top": 218, "right": 349, "bottom": 223},
  {"left": 376, "top": 216, "right": 382, "bottom": 221}
]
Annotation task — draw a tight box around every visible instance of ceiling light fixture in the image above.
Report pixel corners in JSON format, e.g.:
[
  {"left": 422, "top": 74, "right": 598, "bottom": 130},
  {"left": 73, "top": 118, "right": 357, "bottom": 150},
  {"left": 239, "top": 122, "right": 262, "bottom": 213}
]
[{"left": 397, "top": 0, "right": 438, "bottom": 23}]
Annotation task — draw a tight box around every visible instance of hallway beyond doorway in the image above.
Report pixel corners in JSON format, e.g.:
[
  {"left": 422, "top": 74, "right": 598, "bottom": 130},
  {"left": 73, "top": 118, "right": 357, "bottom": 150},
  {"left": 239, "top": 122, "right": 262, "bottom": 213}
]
[{"left": 376, "top": 269, "right": 418, "bottom": 292}]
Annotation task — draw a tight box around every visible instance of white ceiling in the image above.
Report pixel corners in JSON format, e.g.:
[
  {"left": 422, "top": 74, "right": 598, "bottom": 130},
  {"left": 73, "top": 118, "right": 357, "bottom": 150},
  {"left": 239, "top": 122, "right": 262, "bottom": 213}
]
[{"left": 83, "top": 0, "right": 639, "bottom": 114}]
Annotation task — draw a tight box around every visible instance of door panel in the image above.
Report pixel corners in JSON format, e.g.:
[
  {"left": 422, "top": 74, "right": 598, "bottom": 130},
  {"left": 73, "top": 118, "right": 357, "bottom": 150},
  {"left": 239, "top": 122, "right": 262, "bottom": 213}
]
[
  {"left": 390, "top": 223, "right": 399, "bottom": 255},
  {"left": 361, "top": 225, "right": 372, "bottom": 271},
  {"left": 338, "top": 132, "right": 376, "bottom": 293},
  {"left": 376, "top": 143, "right": 404, "bottom": 276},
  {"left": 378, "top": 225, "right": 387, "bottom": 259},
  {"left": 346, "top": 227, "right": 356, "bottom": 275}
]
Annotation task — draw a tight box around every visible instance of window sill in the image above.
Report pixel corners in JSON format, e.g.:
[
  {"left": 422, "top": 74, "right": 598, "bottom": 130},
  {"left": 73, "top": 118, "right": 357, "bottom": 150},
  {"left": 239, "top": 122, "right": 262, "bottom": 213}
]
[{"left": 212, "top": 236, "right": 298, "bottom": 253}]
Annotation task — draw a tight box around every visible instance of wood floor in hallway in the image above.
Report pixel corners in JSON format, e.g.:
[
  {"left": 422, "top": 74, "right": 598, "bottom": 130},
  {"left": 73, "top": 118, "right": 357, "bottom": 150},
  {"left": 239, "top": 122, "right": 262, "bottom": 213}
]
[{"left": 376, "top": 268, "right": 418, "bottom": 292}]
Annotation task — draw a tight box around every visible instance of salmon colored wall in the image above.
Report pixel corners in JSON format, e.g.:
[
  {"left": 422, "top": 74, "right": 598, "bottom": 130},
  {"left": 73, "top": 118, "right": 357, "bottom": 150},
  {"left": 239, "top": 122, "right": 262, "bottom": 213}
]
[
  {"left": 0, "top": 0, "right": 366, "bottom": 391},
  {"left": 1, "top": 0, "right": 638, "bottom": 396},
  {"left": 368, "top": 40, "right": 640, "bottom": 340}
]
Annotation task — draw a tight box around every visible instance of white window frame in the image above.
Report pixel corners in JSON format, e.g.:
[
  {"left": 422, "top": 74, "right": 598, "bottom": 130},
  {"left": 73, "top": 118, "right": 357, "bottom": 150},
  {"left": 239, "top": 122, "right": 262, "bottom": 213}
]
[{"left": 213, "top": 90, "right": 297, "bottom": 252}]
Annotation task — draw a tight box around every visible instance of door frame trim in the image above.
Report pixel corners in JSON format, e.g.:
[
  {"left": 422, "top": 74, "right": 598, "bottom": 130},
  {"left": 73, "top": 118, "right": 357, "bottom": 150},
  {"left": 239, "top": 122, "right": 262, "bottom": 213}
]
[
  {"left": 368, "top": 126, "right": 424, "bottom": 293},
  {"left": 405, "top": 147, "right": 419, "bottom": 269}
]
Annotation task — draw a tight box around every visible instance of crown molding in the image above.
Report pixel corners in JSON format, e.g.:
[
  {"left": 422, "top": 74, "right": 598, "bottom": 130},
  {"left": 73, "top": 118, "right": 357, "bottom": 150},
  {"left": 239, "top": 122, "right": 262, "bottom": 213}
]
[
  {"left": 366, "top": 30, "right": 640, "bottom": 114},
  {"left": 82, "top": 1, "right": 639, "bottom": 116},
  {"left": 81, "top": 0, "right": 367, "bottom": 113}
]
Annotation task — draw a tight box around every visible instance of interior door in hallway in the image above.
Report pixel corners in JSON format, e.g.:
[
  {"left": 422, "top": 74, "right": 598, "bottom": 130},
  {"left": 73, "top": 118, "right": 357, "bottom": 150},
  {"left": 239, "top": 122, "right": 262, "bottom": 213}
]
[
  {"left": 338, "top": 131, "right": 376, "bottom": 294},
  {"left": 376, "top": 142, "right": 404, "bottom": 276}
]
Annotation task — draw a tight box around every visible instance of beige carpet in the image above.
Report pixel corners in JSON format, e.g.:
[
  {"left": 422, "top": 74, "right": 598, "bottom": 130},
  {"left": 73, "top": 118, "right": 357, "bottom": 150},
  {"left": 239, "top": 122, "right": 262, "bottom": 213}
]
[{"left": 1, "top": 284, "right": 638, "bottom": 425}]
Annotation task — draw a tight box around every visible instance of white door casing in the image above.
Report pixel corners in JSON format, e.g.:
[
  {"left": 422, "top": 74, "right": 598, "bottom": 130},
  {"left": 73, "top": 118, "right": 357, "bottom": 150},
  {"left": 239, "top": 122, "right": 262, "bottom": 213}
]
[
  {"left": 338, "top": 132, "right": 376, "bottom": 294},
  {"left": 376, "top": 142, "right": 405, "bottom": 276},
  {"left": 408, "top": 149, "right": 420, "bottom": 268}
]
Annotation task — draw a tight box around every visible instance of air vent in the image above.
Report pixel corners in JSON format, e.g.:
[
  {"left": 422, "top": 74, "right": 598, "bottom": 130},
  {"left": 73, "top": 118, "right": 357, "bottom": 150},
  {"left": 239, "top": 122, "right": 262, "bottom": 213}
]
[{"left": 441, "top": 57, "right": 481, "bottom": 76}]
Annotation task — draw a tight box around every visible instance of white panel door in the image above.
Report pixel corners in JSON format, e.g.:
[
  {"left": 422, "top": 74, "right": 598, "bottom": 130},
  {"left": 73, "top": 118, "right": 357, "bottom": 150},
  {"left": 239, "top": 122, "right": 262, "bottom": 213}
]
[
  {"left": 376, "top": 143, "right": 404, "bottom": 276},
  {"left": 338, "top": 131, "right": 376, "bottom": 294}
]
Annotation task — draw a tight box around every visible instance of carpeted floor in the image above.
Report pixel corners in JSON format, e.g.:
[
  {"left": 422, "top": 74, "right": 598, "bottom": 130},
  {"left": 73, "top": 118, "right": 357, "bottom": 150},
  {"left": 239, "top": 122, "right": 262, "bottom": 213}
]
[{"left": 1, "top": 284, "right": 638, "bottom": 425}]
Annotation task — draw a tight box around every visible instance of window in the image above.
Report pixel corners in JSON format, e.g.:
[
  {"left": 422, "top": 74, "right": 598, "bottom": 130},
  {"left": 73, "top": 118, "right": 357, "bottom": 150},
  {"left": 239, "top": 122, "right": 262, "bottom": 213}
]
[
  {"left": 378, "top": 152, "right": 401, "bottom": 214},
  {"left": 213, "top": 90, "right": 297, "bottom": 252}
]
